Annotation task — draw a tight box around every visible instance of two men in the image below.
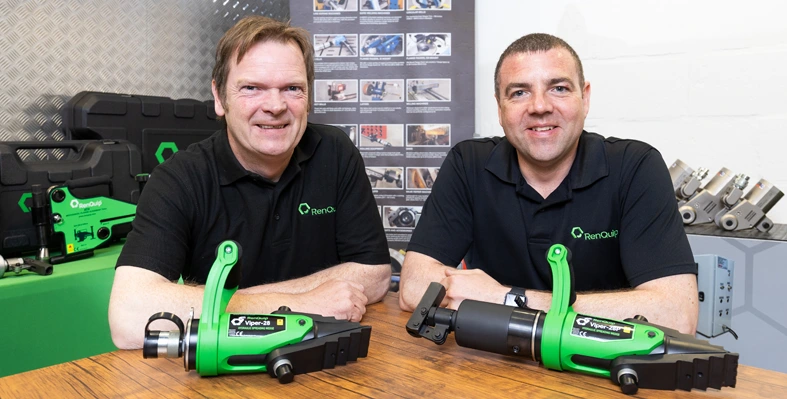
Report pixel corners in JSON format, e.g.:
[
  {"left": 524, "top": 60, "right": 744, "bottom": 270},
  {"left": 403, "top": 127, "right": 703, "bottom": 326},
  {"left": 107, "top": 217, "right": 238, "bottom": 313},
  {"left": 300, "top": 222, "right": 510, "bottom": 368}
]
[
  {"left": 110, "top": 15, "right": 698, "bottom": 349},
  {"left": 399, "top": 34, "right": 698, "bottom": 334},
  {"left": 108, "top": 17, "right": 390, "bottom": 349}
]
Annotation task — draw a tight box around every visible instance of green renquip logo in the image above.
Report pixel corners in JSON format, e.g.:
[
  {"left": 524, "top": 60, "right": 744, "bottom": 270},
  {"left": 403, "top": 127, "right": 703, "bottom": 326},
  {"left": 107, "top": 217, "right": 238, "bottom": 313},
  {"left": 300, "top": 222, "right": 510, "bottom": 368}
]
[
  {"left": 298, "top": 202, "right": 335, "bottom": 216},
  {"left": 571, "top": 226, "right": 619, "bottom": 240},
  {"left": 70, "top": 199, "right": 103, "bottom": 209},
  {"left": 18, "top": 192, "right": 32, "bottom": 212},
  {"left": 155, "top": 142, "right": 179, "bottom": 164}
]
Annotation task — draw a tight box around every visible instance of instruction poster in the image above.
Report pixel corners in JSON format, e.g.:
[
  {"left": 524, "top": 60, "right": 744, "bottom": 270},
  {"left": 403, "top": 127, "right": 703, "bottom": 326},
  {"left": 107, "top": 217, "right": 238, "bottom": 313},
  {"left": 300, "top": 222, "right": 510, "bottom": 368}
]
[{"left": 292, "top": 0, "right": 475, "bottom": 266}]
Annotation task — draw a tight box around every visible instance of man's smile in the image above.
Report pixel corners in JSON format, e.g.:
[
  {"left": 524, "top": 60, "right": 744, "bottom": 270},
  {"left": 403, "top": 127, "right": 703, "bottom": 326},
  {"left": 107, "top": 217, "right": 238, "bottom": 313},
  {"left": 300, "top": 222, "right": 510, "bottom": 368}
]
[
  {"left": 529, "top": 126, "right": 557, "bottom": 132},
  {"left": 255, "top": 123, "right": 288, "bottom": 129}
]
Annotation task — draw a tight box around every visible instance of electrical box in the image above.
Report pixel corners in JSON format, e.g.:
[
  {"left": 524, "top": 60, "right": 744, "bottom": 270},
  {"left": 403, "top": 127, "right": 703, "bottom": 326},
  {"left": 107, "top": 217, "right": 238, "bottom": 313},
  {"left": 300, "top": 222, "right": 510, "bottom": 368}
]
[{"left": 695, "top": 254, "right": 734, "bottom": 338}]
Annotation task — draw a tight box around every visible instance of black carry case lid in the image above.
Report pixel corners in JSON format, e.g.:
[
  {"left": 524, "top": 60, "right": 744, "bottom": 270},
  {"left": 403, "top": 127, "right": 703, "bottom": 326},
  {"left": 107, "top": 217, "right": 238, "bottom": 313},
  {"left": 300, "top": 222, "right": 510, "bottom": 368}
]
[{"left": 62, "top": 91, "right": 220, "bottom": 173}]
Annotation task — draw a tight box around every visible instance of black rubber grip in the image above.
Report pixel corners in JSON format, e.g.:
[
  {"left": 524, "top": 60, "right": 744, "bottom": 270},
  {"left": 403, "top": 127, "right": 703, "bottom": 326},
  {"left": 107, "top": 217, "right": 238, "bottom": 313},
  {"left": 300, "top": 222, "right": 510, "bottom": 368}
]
[{"left": 66, "top": 175, "right": 112, "bottom": 190}]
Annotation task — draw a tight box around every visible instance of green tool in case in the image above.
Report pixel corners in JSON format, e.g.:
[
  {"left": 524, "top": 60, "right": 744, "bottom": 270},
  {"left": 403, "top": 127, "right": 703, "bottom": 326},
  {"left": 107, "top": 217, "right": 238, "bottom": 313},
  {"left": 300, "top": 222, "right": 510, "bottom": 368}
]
[{"left": 47, "top": 175, "right": 145, "bottom": 264}]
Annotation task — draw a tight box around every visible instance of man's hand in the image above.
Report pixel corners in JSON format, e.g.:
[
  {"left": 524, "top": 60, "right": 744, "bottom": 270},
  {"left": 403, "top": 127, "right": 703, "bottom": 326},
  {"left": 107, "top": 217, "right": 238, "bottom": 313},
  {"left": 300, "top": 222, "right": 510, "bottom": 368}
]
[
  {"left": 292, "top": 279, "right": 368, "bottom": 322},
  {"left": 440, "top": 268, "right": 509, "bottom": 309}
]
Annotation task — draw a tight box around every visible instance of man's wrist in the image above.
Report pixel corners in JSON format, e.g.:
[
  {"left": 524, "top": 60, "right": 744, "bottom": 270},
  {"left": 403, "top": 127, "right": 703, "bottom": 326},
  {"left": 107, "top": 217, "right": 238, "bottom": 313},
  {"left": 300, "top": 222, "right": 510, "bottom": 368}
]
[{"left": 524, "top": 290, "right": 553, "bottom": 312}]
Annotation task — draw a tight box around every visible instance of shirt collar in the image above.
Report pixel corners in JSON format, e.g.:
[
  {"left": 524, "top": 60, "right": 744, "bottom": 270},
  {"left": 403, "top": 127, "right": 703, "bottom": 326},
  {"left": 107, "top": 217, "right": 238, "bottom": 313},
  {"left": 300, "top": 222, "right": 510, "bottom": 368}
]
[
  {"left": 568, "top": 131, "right": 609, "bottom": 189},
  {"left": 216, "top": 123, "right": 321, "bottom": 186},
  {"left": 484, "top": 131, "right": 609, "bottom": 190},
  {"left": 484, "top": 137, "right": 520, "bottom": 185}
]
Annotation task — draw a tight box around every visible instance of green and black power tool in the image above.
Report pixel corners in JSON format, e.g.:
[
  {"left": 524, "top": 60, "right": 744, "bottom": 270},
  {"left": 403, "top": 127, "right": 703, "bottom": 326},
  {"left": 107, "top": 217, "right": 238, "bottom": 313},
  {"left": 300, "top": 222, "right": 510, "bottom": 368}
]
[
  {"left": 40, "top": 174, "right": 146, "bottom": 264},
  {"left": 142, "top": 241, "right": 372, "bottom": 383},
  {"left": 406, "top": 244, "right": 739, "bottom": 395}
]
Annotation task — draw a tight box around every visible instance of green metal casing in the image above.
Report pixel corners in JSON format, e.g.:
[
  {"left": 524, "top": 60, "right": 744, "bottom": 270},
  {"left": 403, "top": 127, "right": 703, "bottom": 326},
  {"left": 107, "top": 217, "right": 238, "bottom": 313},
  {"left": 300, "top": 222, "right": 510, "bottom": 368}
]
[
  {"left": 49, "top": 186, "right": 136, "bottom": 254},
  {"left": 0, "top": 244, "right": 120, "bottom": 377},
  {"left": 195, "top": 241, "right": 316, "bottom": 376},
  {"left": 540, "top": 244, "right": 665, "bottom": 378}
]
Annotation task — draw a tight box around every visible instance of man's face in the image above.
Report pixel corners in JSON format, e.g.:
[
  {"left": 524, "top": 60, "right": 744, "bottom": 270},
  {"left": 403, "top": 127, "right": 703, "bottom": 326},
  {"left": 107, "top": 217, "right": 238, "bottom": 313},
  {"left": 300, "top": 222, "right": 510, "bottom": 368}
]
[
  {"left": 496, "top": 48, "right": 590, "bottom": 169},
  {"left": 212, "top": 40, "right": 309, "bottom": 176}
]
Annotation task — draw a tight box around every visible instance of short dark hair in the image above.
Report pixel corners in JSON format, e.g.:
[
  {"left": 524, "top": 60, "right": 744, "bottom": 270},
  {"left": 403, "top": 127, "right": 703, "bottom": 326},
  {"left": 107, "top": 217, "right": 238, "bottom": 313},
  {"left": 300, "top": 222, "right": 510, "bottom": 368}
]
[
  {"left": 494, "top": 33, "right": 584, "bottom": 99},
  {"left": 212, "top": 16, "right": 314, "bottom": 110}
]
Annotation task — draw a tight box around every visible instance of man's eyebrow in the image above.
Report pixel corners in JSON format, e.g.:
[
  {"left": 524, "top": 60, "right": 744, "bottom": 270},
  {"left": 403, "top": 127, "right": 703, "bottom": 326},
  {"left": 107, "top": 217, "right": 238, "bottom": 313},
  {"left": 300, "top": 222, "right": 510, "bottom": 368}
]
[
  {"left": 234, "top": 78, "right": 306, "bottom": 87},
  {"left": 548, "top": 77, "right": 575, "bottom": 88},
  {"left": 234, "top": 78, "right": 260, "bottom": 86},
  {"left": 505, "top": 82, "right": 531, "bottom": 94}
]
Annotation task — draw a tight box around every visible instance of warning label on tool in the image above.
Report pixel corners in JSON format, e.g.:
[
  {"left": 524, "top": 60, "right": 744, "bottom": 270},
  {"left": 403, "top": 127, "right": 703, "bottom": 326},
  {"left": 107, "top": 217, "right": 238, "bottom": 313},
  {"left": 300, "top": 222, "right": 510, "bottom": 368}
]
[
  {"left": 227, "top": 314, "right": 285, "bottom": 337},
  {"left": 570, "top": 314, "right": 634, "bottom": 341}
]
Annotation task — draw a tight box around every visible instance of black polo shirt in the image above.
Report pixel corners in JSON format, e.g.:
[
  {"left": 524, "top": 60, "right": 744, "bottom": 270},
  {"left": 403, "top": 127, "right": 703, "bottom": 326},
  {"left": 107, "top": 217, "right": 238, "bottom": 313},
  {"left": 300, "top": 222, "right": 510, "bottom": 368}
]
[
  {"left": 408, "top": 131, "right": 696, "bottom": 292},
  {"left": 117, "top": 123, "right": 389, "bottom": 287}
]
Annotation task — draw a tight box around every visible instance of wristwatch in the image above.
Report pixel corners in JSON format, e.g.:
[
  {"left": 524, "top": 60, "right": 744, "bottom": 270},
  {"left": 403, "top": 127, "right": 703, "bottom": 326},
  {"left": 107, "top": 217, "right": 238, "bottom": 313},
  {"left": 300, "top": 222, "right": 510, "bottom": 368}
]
[{"left": 504, "top": 287, "right": 527, "bottom": 308}]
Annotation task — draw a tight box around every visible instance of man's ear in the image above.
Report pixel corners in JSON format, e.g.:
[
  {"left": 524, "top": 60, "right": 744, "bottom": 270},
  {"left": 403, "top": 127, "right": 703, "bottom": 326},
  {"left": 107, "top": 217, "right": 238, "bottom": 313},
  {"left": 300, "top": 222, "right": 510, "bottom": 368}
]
[
  {"left": 496, "top": 93, "right": 503, "bottom": 127},
  {"left": 582, "top": 81, "right": 591, "bottom": 118},
  {"left": 211, "top": 80, "right": 226, "bottom": 117}
]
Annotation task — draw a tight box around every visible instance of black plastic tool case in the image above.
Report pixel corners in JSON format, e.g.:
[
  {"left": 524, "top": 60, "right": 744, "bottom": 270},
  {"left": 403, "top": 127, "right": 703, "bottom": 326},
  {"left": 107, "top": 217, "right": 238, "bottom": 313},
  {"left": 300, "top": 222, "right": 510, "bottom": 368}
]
[
  {"left": 0, "top": 140, "right": 142, "bottom": 256},
  {"left": 62, "top": 91, "right": 220, "bottom": 173}
]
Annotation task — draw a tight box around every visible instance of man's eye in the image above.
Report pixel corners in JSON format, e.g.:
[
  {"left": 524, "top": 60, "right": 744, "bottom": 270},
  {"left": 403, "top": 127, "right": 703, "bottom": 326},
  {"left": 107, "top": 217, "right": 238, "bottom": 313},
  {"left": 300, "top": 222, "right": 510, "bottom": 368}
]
[
  {"left": 287, "top": 86, "right": 302, "bottom": 92},
  {"left": 511, "top": 90, "right": 524, "bottom": 97},
  {"left": 553, "top": 86, "right": 568, "bottom": 93},
  {"left": 241, "top": 85, "right": 257, "bottom": 91}
]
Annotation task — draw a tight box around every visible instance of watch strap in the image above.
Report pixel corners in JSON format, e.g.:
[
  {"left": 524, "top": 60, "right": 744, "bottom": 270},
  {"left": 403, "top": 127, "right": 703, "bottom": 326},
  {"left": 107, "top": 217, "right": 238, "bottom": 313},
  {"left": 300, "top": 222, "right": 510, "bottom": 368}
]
[{"left": 504, "top": 286, "right": 527, "bottom": 307}]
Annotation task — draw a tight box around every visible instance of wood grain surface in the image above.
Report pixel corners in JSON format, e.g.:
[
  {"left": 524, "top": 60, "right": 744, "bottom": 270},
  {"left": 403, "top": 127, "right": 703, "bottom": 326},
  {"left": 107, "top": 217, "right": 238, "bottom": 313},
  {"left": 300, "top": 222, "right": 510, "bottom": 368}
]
[{"left": 1, "top": 293, "right": 784, "bottom": 398}]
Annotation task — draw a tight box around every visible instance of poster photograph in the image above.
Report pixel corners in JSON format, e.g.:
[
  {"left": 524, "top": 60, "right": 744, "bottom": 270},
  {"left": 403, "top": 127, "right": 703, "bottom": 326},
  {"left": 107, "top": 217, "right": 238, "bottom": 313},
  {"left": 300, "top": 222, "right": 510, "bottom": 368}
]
[
  {"left": 314, "top": 0, "right": 358, "bottom": 12},
  {"left": 360, "top": 80, "right": 404, "bottom": 102},
  {"left": 315, "top": 80, "right": 359, "bottom": 102},
  {"left": 366, "top": 167, "right": 405, "bottom": 189},
  {"left": 406, "top": 167, "right": 440, "bottom": 190},
  {"left": 406, "top": 78, "right": 451, "bottom": 102},
  {"left": 406, "top": 123, "right": 450, "bottom": 146},
  {"left": 359, "top": 124, "right": 404, "bottom": 147},
  {"left": 406, "top": 33, "right": 451, "bottom": 56},
  {"left": 313, "top": 34, "right": 358, "bottom": 57},
  {"left": 359, "top": 34, "right": 405, "bottom": 57}
]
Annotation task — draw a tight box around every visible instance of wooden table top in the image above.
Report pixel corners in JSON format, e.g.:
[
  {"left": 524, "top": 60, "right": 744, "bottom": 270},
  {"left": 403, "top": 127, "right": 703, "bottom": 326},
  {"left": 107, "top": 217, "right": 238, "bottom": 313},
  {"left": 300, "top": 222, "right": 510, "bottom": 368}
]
[{"left": 1, "top": 293, "right": 784, "bottom": 398}]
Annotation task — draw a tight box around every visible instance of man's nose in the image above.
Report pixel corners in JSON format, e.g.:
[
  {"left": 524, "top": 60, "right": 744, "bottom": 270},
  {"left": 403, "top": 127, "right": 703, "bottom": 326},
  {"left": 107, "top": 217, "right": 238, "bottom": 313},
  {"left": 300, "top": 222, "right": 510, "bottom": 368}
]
[
  {"left": 260, "top": 90, "right": 287, "bottom": 114},
  {"left": 527, "top": 90, "right": 553, "bottom": 114}
]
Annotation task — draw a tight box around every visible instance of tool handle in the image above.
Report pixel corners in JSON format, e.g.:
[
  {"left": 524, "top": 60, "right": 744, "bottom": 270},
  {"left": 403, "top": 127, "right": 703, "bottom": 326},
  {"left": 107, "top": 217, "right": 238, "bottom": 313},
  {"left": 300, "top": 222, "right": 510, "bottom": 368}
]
[
  {"left": 63, "top": 175, "right": 114, "bottom": 197},
  {"left": 31, "top": 185, "right": 51, "bottom": 250},
  {"left": 66, "top": 175, "right": 112, "bottom": 190},
  {"left": 22, "top": 258, "right": 53, "bottom": 276}
]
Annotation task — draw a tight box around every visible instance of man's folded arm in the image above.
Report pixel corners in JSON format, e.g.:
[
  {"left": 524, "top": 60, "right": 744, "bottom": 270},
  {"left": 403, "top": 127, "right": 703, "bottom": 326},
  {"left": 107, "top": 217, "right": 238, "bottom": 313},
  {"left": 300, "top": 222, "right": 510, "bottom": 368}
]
[
  {"left": 526, "top": 273, "right": 699, "bottom": 335},
  {"left": 399, "top": 250, "right": 698, "bottom": 335},
  {"left": 238, "top": 261, "right": 391, "bottom": 304},
  {"left": 108, "top": 262, "right": 389, "bottom": 350},
  {"left": 109, "top": 266, "right": 290, "bottom": 349}
]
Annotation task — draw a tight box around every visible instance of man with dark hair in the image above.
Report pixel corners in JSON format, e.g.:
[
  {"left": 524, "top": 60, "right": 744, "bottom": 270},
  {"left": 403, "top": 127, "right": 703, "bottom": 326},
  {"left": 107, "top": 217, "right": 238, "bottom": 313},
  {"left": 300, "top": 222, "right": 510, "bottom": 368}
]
[
  {"left": 399, "top": 33, "right": 698, "bottom": 334},
  {"left": 109, "top": 16, "right": 390, "bottom": 349}
]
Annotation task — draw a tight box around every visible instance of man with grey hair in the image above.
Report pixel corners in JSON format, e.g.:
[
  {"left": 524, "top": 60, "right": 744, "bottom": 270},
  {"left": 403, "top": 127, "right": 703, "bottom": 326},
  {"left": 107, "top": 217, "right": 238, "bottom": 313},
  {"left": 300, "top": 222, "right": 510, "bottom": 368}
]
[
  {"left": 109, "top": 16, "right": 390, "bottom": 349},
  {"left": 399, "top": 33, "right": 698, "bottom": 334}
]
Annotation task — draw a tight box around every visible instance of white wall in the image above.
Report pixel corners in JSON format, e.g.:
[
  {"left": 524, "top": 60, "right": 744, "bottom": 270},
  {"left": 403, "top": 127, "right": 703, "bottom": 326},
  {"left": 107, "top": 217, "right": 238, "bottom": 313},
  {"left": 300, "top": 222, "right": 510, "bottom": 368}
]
[{"left": 475, "top": 0, "right": 787, "bottom": 223}]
